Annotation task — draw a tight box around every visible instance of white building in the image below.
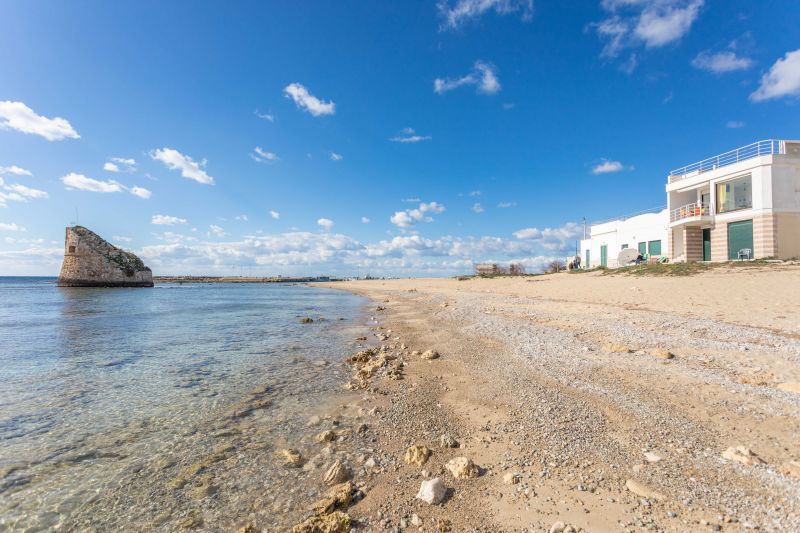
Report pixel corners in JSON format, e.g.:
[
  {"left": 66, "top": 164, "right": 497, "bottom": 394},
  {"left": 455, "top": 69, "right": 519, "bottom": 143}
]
[
  {"left": 578, "top": 139, "right": 800, "bottom": 268},
  {"left": 579, "top": 208, "right": 668, "bottom": 268},
  {"left": 667, "top": 139, "right": 800, "bottom": 261}
]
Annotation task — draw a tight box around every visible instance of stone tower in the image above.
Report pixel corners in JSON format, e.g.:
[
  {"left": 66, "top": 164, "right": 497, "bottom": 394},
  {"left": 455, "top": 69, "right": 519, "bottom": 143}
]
[{"left": 58, "top": 226, "right": 154, "bottom": 287}]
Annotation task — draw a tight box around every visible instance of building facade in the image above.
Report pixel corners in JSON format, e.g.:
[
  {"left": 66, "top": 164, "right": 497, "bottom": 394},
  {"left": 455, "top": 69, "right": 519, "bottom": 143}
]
[
  {"left": 667, "top": 139, "right": 800, "bottom": 262},
  {"left": 579, "top": 209, "right": 668, "bottom": 268}
]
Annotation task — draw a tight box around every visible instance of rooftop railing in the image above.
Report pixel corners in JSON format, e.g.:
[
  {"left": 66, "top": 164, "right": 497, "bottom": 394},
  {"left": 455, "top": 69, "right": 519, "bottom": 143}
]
[{"left": 669, "top": 139, "right": 785, "bottom": 183}]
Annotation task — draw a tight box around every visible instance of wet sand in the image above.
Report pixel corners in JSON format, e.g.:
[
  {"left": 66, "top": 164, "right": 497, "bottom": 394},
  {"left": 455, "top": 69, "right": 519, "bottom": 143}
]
[{"left": 312, "top": 266, "right": 800, "bottom": 532}]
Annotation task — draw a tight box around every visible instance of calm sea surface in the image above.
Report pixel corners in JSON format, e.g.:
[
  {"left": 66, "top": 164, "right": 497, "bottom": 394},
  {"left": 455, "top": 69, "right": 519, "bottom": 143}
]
[{"left": 0, "top": 277, "right": 370, "bottom": 531}]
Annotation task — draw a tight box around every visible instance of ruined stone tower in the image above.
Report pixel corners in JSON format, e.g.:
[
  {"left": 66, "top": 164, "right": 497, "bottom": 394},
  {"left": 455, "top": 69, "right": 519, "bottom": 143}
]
[{"left": 58, "top": 226, "right": 154, "bottom": 287}]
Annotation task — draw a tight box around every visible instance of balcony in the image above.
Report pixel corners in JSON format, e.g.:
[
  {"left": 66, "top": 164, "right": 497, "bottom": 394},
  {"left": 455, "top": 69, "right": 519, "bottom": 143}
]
[
  {"left": 670, "top": 202, "right": 710, "bottom": 224},
  {"left": 669, "top": 139, "right": 785, "bottom": 184}
]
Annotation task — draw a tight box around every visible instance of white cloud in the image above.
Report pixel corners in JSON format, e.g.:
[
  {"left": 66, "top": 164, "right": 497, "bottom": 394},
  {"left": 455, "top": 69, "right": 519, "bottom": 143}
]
[
  {"left": 113, "top": 236, "right": 132, "bottom": 243},
  {"left": 726, "top": 120, "right": 745, "bottom": 129},
  {"left": 317, "top": 218, "right": 334, "bottom": 231},
  {"left": 750, "top": 49, "right": 800, "bottom": 102},
  {"left": 129, "top": 186, "right": 152, "bottom": 199},
  {"left": 283, "top": 83, "right": 335, "bottom": 116},
  {"left": 236, "top": 214, "right": 249, "bottom": 221},
  {"left": 469, "top": 190, "right": 482, "bottom": 196},
  {"left": 402, "top": 197, "right": 421, "bottom": 203},
  {"left": 62, "top": 172, "right": 124, "bottom": 193},
  {"left": 390, "top": 127, "right": 432, "bottom": 143},
  {"left": 390, "top": 201, "right": 446, "bottom": 228},
  {"left": 209, "top": 224, "right": 226, "bottom": 237},
  {"left": 330, "top": 152, "right": 343, "bottom": 161},
  {"left": 0, "top": 100, "right": 80, "bottom": 141},
  {"left": 150, "top": 147, "right": 215, "bottom": 185},
  {"left": 592, "top": 159, "right": 630, "bottom": 174},
  {"left": 255, "top": 110, "right": 275, "bottom": 122},
  {"left": 0, "top": 165, "right": 32, "bottom": 176},
  {"left": 251, "top": 146, "right": 279, "bottom": 163},
  {"left": 472, "top": 202, "right": 485, "bottom": 213},
  {"left": 152, "top": 214, "right": 187, "bottom": 226},
  {"left": 0, "top": 223, "right": 26, "bottom": 231},
  {"left": 4, "top": 183, "right": 48, "bottom": 199},
  {"left": 513, "top": 221, "right": 583, "bottom": 250},
  {"left": 104, "top": 157, "right": 137, "bottom": 173},
  {"left": 434, "top": 61, "right": 501, "bottom": 95},
  {"left": 595, "top": 1, "right": 703, "bottom": 63},
  {"left": 270, "top": 210, "right": 280, "bottom": 220},
  {"left": 498, "top": 201, "right": 517, "bottom": 208},
  {"left": 438, "top": 0, "right": 533, "bottom": 30},
  {"left": 692, "top": 50, "right": 753, "bottom": 73},
  {"left": 361, "top": 216, "right": 370, "bottom": 224}
]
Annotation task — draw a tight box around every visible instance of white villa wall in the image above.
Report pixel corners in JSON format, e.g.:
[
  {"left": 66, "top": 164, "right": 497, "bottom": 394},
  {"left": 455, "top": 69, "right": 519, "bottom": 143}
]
[{"left": 580, "top": 209, "right": 668, "bottom": 268}]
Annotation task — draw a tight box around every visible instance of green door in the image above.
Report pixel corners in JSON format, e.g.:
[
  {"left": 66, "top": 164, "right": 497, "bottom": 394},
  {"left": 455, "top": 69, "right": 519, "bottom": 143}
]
[
  {"left": 702, "top": 229, "right": 711, "bottom": 261},
  {"left": 585, "top": 249, "right": 590, "bottom": 268},
  {"left": 638, "top": 242, "right": 646, "bottom": 255},
  {"left": 600, "top": 245, "right": 607, "bottom": 267},
  {"left": 727, "top": 220, "right": 753, "bottom": 260},
  {"left": 647, "top": 240, "right": 662, "bottom": 256}
]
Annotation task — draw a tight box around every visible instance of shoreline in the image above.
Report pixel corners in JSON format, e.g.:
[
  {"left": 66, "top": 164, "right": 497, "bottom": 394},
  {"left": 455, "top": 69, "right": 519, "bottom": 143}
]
[{"left": 310, "top": 268, "right": 800, "bottom": 531}]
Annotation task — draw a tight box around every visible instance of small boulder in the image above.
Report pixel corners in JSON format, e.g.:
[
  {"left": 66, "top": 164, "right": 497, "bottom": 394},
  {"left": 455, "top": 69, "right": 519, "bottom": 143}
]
[
  {"left": 316, "top": 430, "right": 336, "bottom": 443},
  {"left": 310, "top": 481, "right": 355, "bottom": 514},
  {"left": 549, "top": 522, "right": 566, "bottom": 533},
  {"left": 649, "top": 348, "right": 675, "bottom": 359},
  {"left": 503, "top": 471, "right": 520, "bottom": 485},
  {"left": 416, "top": 477, "right": 446, "bottom": 505},
  {"left": 277, "top": 449, "right": 304, "bottom": 468},
  {"left": 722, "top": 446, "right": 765, "bottom": 466},
  {"left": 625, "top": 479, "right": 665, "bottom": 500},
  {"left": 439, "top": 434, "right": 459, "bottom": 448},
  {"left": 404, "top": 445, "right": 432, "bottom": 467},
  {"left": 421, "top": 349, "right": 440, "bottom": 360},
  {"left": 445, "top": 457, "right": 479, "bottom": 479},
  {"left": 300, "top": 317, "right": 314, "bottom": 324},
  {"left": 291, "top": 511, "right": 351, "bottom": 533},
  {"left": 602, "top": 343, "right": 632, "bottom": 353},
  {"left": 777, "top": 382, "right": 800, "bottom": 394},
  {"left": 644, "top": 452, "right": 662, "bottom": 463},
  {"left": 323, "top": 460, "right": 350, "bottom": 485},
  {"left": 780, "top": 460, "right": 800, "bottom": 479}
]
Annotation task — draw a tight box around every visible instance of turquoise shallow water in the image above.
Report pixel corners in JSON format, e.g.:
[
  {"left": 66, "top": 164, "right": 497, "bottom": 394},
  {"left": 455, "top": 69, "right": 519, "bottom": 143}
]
[{"left": 0, "top": 278, "right": 369, "bottom": 531}]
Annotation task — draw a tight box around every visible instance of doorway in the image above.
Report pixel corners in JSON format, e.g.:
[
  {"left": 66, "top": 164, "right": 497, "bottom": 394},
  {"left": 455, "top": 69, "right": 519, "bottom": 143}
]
[
  {"left": 600, "top": 245, "right": 608, "bottom": 267},
  {"left": 702, "top": 228, "right": 711, "bottom": 261}
]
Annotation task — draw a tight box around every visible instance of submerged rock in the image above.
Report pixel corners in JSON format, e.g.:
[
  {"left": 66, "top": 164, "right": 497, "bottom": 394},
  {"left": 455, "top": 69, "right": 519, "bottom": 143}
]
[
  {"left": 291, "top": 511, "right": 351, "bottom": 533},
  {"left": 57, "top": 225, "right": 153, "bottom": 287}
]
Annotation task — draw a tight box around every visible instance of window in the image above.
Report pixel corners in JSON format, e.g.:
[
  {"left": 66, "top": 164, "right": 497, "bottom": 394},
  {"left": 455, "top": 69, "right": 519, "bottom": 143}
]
[
  {"left": 621, "top": 244, "right": 628, "bottom": 249},
  {"left": 638, "top": 242, "right": 646, "bottom": 254},
  {"left": 648, "top": 240, "right": 662, "bottom": 256},
  {"left": 68, "top": 246, "right": 76, "bottom": 253},
  {"left": 716, "top": 175, "right": 752, "bottom": 213}
]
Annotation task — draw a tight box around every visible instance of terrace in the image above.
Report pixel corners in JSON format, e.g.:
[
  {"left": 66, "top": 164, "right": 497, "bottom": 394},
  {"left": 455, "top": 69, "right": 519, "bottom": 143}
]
[{"left": 668, "top": 139, "right": 785, "bottom": 184}]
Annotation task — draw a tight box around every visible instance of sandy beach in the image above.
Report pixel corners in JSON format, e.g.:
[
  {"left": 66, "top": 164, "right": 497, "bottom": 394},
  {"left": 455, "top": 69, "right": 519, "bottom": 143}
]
[{"left": 309, "top": 265, "right": 800, "bottom": 532}]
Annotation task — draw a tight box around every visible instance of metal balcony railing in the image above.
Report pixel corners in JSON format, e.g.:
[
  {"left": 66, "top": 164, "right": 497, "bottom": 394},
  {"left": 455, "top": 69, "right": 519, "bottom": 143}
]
[
  {"left": 669, "top": 139, "right": 785, "bottom": 183},
  {"left": 670, "top": 202, "right": 709, "bottom": 223}
]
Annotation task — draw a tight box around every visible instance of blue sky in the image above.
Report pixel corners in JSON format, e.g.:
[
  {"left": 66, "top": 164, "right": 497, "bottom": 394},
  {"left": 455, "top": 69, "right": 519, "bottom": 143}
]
[{"left": 1, "top": 0, "right": 799, "bottom": 276}]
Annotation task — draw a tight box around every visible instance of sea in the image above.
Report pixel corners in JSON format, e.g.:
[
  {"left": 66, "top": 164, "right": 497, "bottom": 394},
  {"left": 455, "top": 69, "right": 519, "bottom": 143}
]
[{"left": 0, "top": 277, "right": 371, "bottom": 531}]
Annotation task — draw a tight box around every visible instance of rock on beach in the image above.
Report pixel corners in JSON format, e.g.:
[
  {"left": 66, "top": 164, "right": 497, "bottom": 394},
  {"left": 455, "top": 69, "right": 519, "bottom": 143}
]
[
  {"left": 445, "top": 457, "right": 479, "bottom": 479},
  {"left": 404, "top": 445, "right": 432, "bottom": 467},
  {"left": 416, "top": 477, "right": 446, "bottom": 504}
]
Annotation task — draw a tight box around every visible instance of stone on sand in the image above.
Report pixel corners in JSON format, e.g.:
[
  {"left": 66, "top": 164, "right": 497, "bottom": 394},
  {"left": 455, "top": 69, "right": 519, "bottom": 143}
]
[
  {"left": 649, "top": 348, "right": 675, "bottom": 359},
  {"left": 291, "top": 511, "right": 351, "bottom": 533},
  {"left": 323, "top": 460, "right": 350, "bottom": 485},
  {"left": 421, "top": 349, "right": 440, "bottom": 360},
  {"left": 780, "top": 460, "right": 800, "bottom": 479},
  {"left": 549, "top": 522, "right": 565, "bottom": 533},
  {"left": 445, "top": 457, "right": 479, "bottom": 479},
  {"left": 277, "top": 449, "right": 304, "bottom": 468},
  {"left": 315, "top": 430, "right": 336, "bottom": 443},
  {"left": 777, "top": 382, "right": 800, "bottom": 394},
  {"left": 625, "top": 479, "right": 665, "bottom": 500},
  {"left": 503, "top": 471, "right": 520, "bottom": 485},
  {"left": 404, "top": 445, "right": 432, "bottom": 467},
  {"left": 416, "top": 477, "right": 446, "bottom": 505},
  {"left": 439, "top": 434, "right": 458, "bottom": 448},
  {"left": 602, "top": 343, "right": 633, "bottom": 354},
  {"left": 310, "top": 481, "right": 355, "bottom": 514},
  {"left": 722, "top": 446, "right": 765, "bottom": 466}
]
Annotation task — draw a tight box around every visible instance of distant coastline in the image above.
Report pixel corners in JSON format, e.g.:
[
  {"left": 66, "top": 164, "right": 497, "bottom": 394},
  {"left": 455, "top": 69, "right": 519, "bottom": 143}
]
[{"left": 153, "top": 275, "right": 341, "bottom": 284}]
